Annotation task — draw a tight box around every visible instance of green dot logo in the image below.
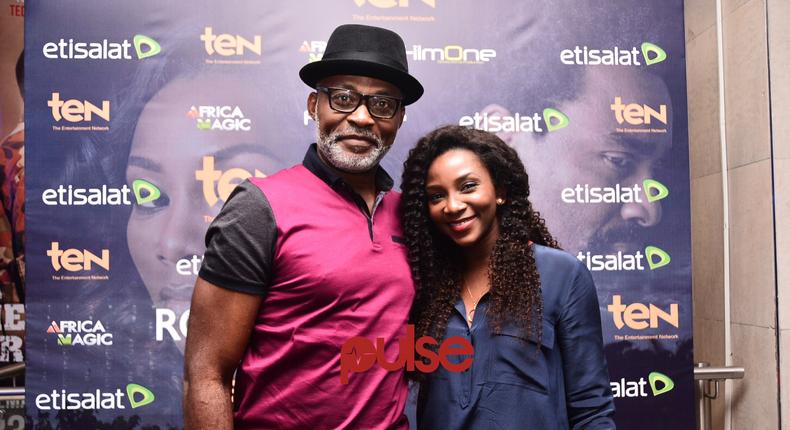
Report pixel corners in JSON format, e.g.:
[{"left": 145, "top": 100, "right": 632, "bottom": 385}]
[
  {"left": 197, "top": 119, "right": 211, "bottom": 130},
  {"left": 543, "top": 108, "right": 570, "bottom": 132},
  {"left": 57, "top": 334, "right": 73, "bottom": 346},
  {"left": 126, "top": 383, "right": 156, "bottom": 409},
  {"left": 132, "top": 179, "right": 161, "bottom": 205},
  {"left": 641, "top": 42, "right": 667, "bottom": 66},
  {"left": 645, "top": 246, "right": 671, "bottom": 270},
  {"left": 133, "top": 35, "right": 161, "bottom": 60},
  {"left": 642, "top": 179, "right": 669, "bottom": 202},
  {"left": 648, "top": 371, "right": 674, "bottom": 396}
]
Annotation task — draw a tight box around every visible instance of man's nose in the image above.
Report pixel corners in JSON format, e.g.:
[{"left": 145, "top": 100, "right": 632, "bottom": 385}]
[
  {"left": 346, "top": 102, "right": 376, "bottom": 128},
  {"left": 621, "top": 187, "right": 662, "bottom": 227}
]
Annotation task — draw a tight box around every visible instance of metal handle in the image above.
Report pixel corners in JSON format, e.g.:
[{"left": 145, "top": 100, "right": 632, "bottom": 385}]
[{"left": 695, "top": 363, "right": 745, "bottom": 430}]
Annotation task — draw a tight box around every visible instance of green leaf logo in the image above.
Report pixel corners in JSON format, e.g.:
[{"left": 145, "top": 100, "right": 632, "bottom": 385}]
[
  {"left": 543, "top": 108, "right": 570, "bottom": 132},
  {"left": 132, "top": 179, "right": 161, "bottom": 205},
  {"left": 126, "top": 383, "right": 156, "bottom": 409},
  {"left": 641, "top": 42, "right": 667, "bottom": 66},
  {"left": 645, "top": 246, "right": 671, "bottom": 270},
  {"left": 648, "top": 371, "right": 675, "bottom": 396},
  {"left": 642, "top": 179, "right": 669, "bottom": 202},
  {"left": 133, "top": 35, "right": 161, "bottom": 60},
  {"left": 57, "top": 334, "right": 72, "bottom": 346}
]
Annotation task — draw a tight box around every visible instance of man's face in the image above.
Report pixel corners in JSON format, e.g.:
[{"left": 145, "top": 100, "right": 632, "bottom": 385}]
[
  {"left": 509, "top": 69, "right": 672, "bottom": 254},
  {"left": 307, "top": 75, "right": 404, "bottom": 172}
]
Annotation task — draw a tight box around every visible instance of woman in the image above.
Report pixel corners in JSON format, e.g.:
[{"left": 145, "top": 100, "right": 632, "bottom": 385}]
[{"left": 401, "top": 125, "right": 616, "bottom": 429}]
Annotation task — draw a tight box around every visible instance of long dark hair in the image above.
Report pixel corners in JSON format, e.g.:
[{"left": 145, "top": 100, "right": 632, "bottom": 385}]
[{"left": 400, "top": 125, "right": 559, "bottom": 346}]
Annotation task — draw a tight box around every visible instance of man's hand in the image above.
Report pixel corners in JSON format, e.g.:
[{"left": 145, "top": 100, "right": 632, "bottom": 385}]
[{"left": 183, "top": 277, "right": 263, "bottom": 430}]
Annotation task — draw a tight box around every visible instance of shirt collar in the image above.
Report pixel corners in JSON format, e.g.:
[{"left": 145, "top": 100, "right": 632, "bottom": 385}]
[{"left": 302, "top": 143, "right": 394, "bottom": 192}]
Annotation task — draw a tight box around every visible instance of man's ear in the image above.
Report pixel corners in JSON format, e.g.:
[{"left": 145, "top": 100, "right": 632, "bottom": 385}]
[
  {"left": 481, "top": 103, "right": 515, "bottom": 144},
  {"left": 307, "top": 92, "right": 318, "bottom": 120}
]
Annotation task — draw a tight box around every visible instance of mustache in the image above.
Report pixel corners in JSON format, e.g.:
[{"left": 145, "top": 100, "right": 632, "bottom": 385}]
[{"left": 327, "top": 126, "right": 383, "bottom": 147}]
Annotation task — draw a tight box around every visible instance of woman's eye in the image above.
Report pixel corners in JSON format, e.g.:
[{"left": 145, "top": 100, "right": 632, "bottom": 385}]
[
  {"left": 427, "top": 192, "right": 444, "bottom": 203},
  {"left": 461, "top": 182, "right": 478, "bottom": 192}
]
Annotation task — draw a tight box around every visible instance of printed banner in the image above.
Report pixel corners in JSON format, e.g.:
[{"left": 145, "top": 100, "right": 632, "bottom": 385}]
[{"left": 25, "top": 1, "right": 693, "bottom": 428}]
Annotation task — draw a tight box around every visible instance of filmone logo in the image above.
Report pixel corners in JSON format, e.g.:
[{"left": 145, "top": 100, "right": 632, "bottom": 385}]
[
  {"left": 608, "top": 295, "right": 679, "bottom": 330},
  {"left": 41, "top": 180, "right": 159, "bottom": 206},
  {"left": 300, "top": 40, "right": 326, "bottom": 63},
  {"left": 407, "top": 45, "right": 496, "bottom": 64},
  {"left": 577, "top": 246, "right": 671, "bottom": 272},
  {"left": 48, "top": 93, "right": 110, "bottom": 124},
  {"left": 201, "top": 27, "right": 261, "bottom": 57},
  {"left": 611, "top": 97, "right": 667, "bottom": 126},
  {"left": 611, "top": 372, "right": 675, "bottom": 398},
  {"left": 459, "top": 109, "right": 569, "bottom": 133},
  {"left": 47, "top": 320, "right": 112, "bottom": 346},
  {"left": 354, "top": 0, "right": 436, "bottom": 8},
  {"left": 560, "top": 42, "right": 666, "bottom": 66},
  {"left": 187, "top": 105, "right": 251, "bottom": 132},
  {"left": 340, "top": 325, "right": 472, "bottom": 384},
  {"left": 561, "top": 179, "right": 669, "bottom": 204},
  {"left": 35, "top": 383, "right": 155, "bottom": 411},
  {"left": 48, "top": 242, "right": 109, "bottom": 272},
  {"left": 196, "top": 156, "right": 265, "bottom": 207},
  {"left": 43, "top": 35, "right": 160, "bottom": 60}
]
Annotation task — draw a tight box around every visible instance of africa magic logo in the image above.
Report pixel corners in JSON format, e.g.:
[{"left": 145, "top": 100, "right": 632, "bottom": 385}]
[
  {"left": 35, "top": 384, "right": 155, "bottom": 410},
  {"left": 460, "top": 108, "right": 569, "bottom": 133},
  {"left": 187, "top": 105, "right": 252, "bottom": 132},
  {"left": 47, "top": 320, "right": 113, "bottom": 346}
]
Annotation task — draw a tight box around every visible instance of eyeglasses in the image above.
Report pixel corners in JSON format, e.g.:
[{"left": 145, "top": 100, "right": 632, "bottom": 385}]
[{"left": 316, "top": 86, "right": 403, "bottom": 119}]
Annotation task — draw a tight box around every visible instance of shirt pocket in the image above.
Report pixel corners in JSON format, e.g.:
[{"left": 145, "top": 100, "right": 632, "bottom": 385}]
[{"left": 485, "top": 320, "right": 555, "bottom": 394}]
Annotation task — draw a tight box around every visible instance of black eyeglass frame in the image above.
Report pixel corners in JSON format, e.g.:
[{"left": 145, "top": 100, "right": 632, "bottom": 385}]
[{"left": 315, "top": 86, "right": 403, "bottom": 119}]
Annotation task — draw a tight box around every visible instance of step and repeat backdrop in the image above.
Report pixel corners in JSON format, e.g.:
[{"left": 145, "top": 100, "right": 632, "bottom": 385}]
[{"left": 25, "top": 1, "right": 693, "bottom": 428}]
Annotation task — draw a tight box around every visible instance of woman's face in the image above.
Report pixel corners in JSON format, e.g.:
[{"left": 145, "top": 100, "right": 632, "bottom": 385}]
[
  {"left": 125, "top": 77, "right": 279, "bottom": 346},
  {"left": 425, "top": 148, "right": 503, "bottom": 253}
]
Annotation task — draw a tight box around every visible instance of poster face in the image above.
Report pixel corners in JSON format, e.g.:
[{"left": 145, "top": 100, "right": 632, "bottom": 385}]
[{"left": 25, "top": 1, "right": 693, "bottom": 428}]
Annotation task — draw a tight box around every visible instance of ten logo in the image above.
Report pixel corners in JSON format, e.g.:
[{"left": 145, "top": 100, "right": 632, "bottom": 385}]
[
  {"left": 48, "top": 242, "right": 110, "bottom": 272},
  {"left": 196, "top": 156, "right": 265, "bottom": 207},
  {"left": 354, "top": 0, "right": 436, "bottom": 7},
  {"left": 35, "top": 384, "right": 155, "bottom": 410},
  {"left": 611, "top": 97, "right": 667, "bottom": 126},
  {"left": 48, "top": 93, "right": 110, "bottom": 123},
  {"left": 201, "top": 27, "right": 261, "bottom": 56},
  {"left": 608, "top": 295, "right": 679, "bottom": 330}
]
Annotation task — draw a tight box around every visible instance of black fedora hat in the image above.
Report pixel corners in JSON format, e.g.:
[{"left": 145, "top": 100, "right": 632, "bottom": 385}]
[{"left": 299, "top": 24, "right": 424, "bottom": 105}]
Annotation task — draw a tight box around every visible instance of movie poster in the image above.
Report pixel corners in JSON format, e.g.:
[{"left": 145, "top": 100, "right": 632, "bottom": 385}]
[{"left": 25, "top": 1, "right": 692, "bottom": 428}]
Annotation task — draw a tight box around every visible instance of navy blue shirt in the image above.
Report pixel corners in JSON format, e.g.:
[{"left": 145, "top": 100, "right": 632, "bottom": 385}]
[{"left": 417, "top": 245, "right": 616, "bottom": 429}]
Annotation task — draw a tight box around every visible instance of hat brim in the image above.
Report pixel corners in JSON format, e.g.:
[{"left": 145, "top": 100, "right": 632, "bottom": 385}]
[{"left": 300, "top": 59, "right": 424, "bottom": 105}]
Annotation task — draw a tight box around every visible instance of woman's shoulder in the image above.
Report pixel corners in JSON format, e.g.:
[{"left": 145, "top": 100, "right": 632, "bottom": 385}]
[{"left": 531, "top": 243, "right": 584, "bottom": 273}]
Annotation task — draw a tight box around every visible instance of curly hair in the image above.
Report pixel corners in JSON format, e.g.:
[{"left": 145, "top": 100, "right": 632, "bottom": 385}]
[{"left": 400, "top": 125, "right": 560, "bottom": 351}]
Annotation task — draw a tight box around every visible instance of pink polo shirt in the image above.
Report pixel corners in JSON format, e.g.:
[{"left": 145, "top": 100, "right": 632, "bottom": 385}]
[{"left": 200, "top": 149, "right": 414, "bottom": 429}]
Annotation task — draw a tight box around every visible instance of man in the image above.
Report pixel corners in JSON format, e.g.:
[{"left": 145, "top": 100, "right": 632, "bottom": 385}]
[
  {"left": 480, "top": 67, "right": 672, "bottom": 256},
  {"left": 184, "top": 24, "right": 422, "bottom": 430}
]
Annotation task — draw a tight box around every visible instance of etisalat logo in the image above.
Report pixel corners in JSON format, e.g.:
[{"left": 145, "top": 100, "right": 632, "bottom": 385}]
[
  {"left": 577, "top": 246, "right": 670, "bottom": 272},
  {"left": 560, "top": 42, "right": 667, "bottom": 66},
  {"left": 41, "top": 180, "right": 160, "bottom": 207},
  {"left": 611, "top": 371, "right": 675, "bottom": 398},
  {"left": 43, "top": 35, "right": 160, "bottom": 60},
  {"left": 561, "top": 179, "right": 669, "bottom": 204},
  {"left": 35, "top": 384, "right": 155, "bottom": 411},
  {"left": 459, "top": 109, "right": 570, "bottom": 133},
  {"left": 340, "top": 325, "right": 472, "bottom": 384},
  {"left": 187, "top": 105, "right": 252, "bottom": 132},
  {"left": 47, "top": 320, "right": 112, "bottom": 346}
]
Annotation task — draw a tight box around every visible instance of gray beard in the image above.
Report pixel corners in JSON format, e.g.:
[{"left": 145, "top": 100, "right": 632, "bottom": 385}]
[{"left": 315, "top": 119, "right": 389, "bottom": 173}]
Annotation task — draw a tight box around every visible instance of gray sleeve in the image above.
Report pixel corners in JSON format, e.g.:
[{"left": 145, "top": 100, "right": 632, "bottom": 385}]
[{"left": 198, "top": 180, "right": 276, "bottom": 296}]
